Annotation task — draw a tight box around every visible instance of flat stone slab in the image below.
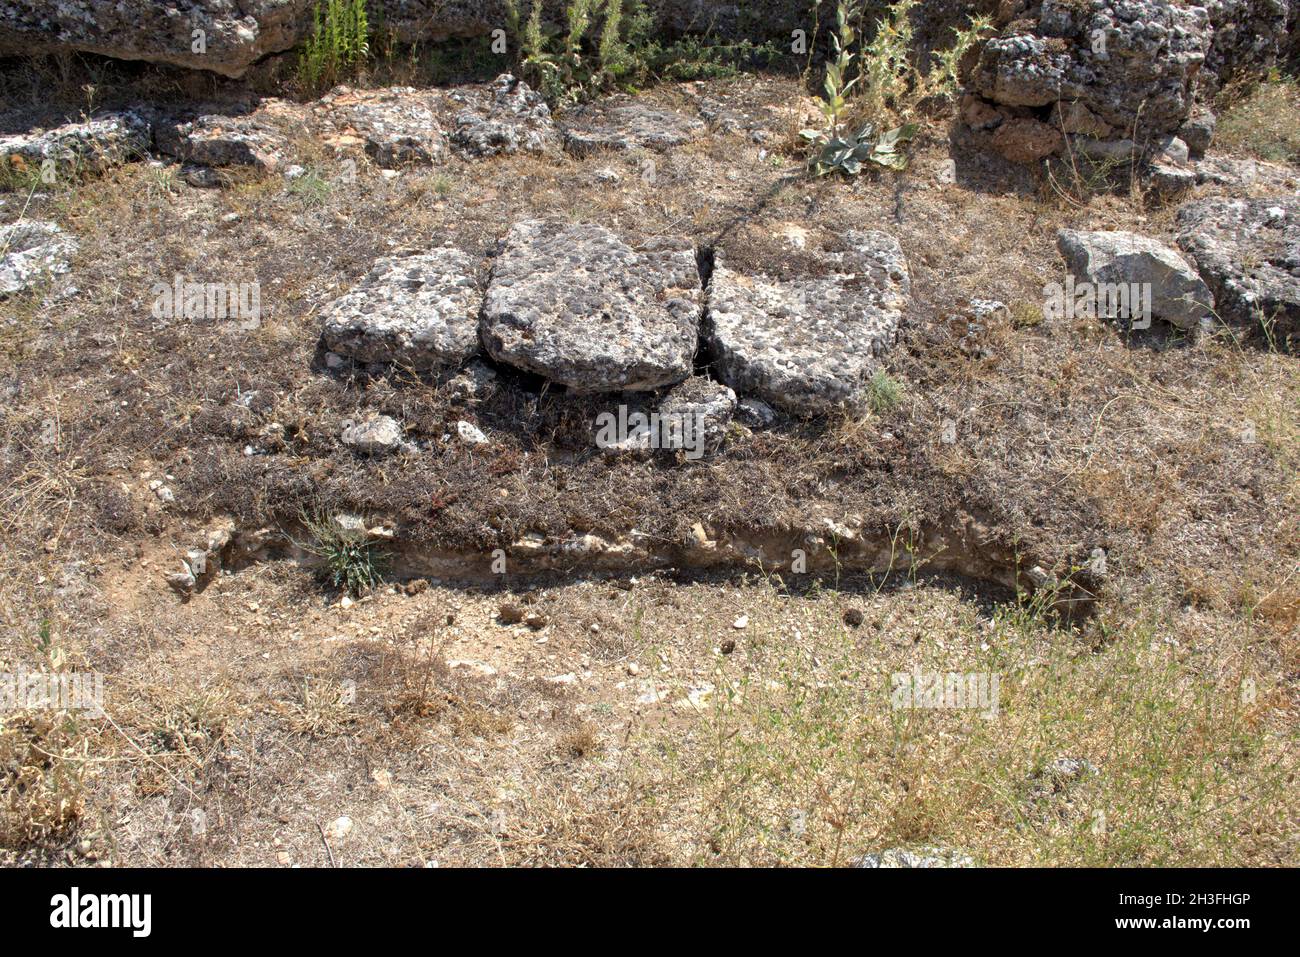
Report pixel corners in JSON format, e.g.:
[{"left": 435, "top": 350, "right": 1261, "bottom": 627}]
[
  {"left": 0, "top": 110, "right": 152, "bottom": 174},
  {"left": 1176, "top": 197, "right": 1300, "bottom": 343},
  {"left": 481, "top": 220, "right": 702, "bottom": 392},
  {"left": 320, "top": 247, "right": 482, "bottom": 369},
  {"left": 1056, "top": 229, "right": 1214, "bottom": 330},
  {"left": 448, "top": 74, "right": 560, "bottom": 158},
  {"left": 316, "top": 86, "right": 447, "bottom": 167},
  {"left": 0, "top": 221, "right": 77, "bottom": 297},
  {"left": 705, "top": 231, "right": 910, "bottom": 416},
  {"left": 561, "top": 98, "right": 706, "bottom": 156},
  {"left": 155, "top": 100, "right": 307, "bottom": 173}
]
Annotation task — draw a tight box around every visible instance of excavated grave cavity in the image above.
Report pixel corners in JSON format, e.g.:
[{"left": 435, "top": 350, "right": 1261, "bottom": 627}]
[{"left": 196, "top": 516, "right": 1099, "bottom": 618}]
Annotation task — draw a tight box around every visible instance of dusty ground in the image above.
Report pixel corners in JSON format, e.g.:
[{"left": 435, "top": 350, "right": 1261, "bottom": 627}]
[{"left": 0, "top": 57, "right": 1296, "bottom": 866}]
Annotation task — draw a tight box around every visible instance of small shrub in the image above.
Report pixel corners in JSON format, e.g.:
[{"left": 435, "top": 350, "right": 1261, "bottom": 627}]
[
  {"left": 801, "top": 0, "right": 989, "bottom": 177},
  {"left": 300, "top": 513, "right": 388, "bottom": 596},
  {"left": 287, "top": 167, "right": 333, "bottom": 206},
  {"left": 507, "top": 0, "right": 777, "bottom": 105},
  {"left": 866, "top": 369, "right": 902, "bottom": 414}
]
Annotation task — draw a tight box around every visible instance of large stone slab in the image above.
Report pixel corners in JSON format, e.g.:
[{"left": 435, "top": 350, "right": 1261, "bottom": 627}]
[
  {"left": 1176, "top": 198, "right": 1300, "bottom": 344},
  {"left": 448, "top": 75, "right": 560, "bottom": 158},
  {"left": 561, "top": 99, "right": 706, "bottom": 156},
  {"left": 705, "top": 231, "right": 910, "bottom": 416},
  {"left": 320, "top": 247, "right": 482, "bottom": 368},
  {"left": 481, "top": 220, "right": 702, "bottom": 392},
  {"left": 0, "top": 221, "right": 77, "bottom": 297},
  {"left": 0, "top": 110, "right": 153, "bottom": 174},
  {"left": 1056, "top": 229, "right": 1214, "bottom": 330},
  {"left": 155, "top": 100, "right": 308, "bottom": 174},
  {"left": 316, "top": 86, "right": 447, "bottom": 168},
  {"left": 0, "top": 0, "right": 311, "bottom": 78}
]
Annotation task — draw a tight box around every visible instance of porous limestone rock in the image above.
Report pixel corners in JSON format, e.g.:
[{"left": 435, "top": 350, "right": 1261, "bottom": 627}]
[
  {"left": 705, "top": 231, "right": 911, "bottom": 416},
  {"left": 0, "top": 110, "right": 153, "bottom": 174},
  {"left": 0, "top": 221, "right": 77, "bottom": 297},
  {"left": 316, "top": 86, "right": 448, "bottom": 167},
  {"left": 481, "top": 220, "right": 702, "bottom": 392},
  {"left": 320, "top": 247, "right": 482, "bottom": 368},
  {"left": 1176, "top": 198, "right": 1300, "bottom": 344},
  {"left": 1056, "top": 229, "right": 1214, "bottom": 329},
  {"left": 561, "top": 98, "right": 706, "bottom": 156},
  {"left": 448, "top": 75, "right": 560, "bottom": 158},
  {"left": 155, "top": 100, "right": 308, "bottom": 174}
]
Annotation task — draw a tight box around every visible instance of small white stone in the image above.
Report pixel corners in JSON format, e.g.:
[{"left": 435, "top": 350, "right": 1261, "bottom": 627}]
[
  {"left": 733, "top": 615, "right": 749, "bottom": 630},
  {"left": 457, "top": 420, "right": 489, "bottom": 444},
  {"left": 326, "top": 816, "right": 354, "bottom": 840}
]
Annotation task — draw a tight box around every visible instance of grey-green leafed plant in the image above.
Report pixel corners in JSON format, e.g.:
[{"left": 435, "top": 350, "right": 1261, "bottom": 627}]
[
  {"left": 806, "top": 119, "right": 919, "bottom": 175},
  {"left": 800, "top": 1, "right": 918, "bottom": 176}
]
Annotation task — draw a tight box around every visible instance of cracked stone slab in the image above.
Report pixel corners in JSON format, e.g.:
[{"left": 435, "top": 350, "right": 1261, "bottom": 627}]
[
  {"left": 560, "top": 97, "right": 707, "bottom": 156},
  {"left": 447, "top": 74, "right": 560, "bottom": 158},
  {"left": 155, "top": 99, "right": 307, "bottom": 173},
  {"left": 481, "top": 220, "right": 702, "bottom": 392},
  {"left": 1176, "top": 197, "right": 1300, "bottom": 344},
  {"left": 320, "top": 247, "right": 482, "bottom": 369},
  {"left": 705, "top": 231, "right": 910, "bottom": 416},
  {"left": 315, "top": 86, "right": 448, "bottom": 167},
  {"left": 0, "top": 109, "right": 153, "bottom": 174},
  {"left": 0, "top": 221, "right": 77, "bottom": 297},
  {"left": 1056, "top": 229, "right": 1214, "bottom": 330}
]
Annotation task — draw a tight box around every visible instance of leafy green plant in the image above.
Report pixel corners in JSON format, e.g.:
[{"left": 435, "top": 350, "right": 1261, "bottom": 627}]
[
  {"left": 801, "top": 0, "right": 987, "bottom": 176},
  {"left": 806, "top": 119, "right": 918, "bottom": 175},
  {"left": 801, "top": 1, "right": 917, "bottom": 175},
  {"left": 297, "top": 0, "right": 371, "bottom": 93},
  {"left": 301, "top": 513, "right": 388, "bottom": 597},
  {"left": 861, "top": 0, "right": 990, "bottom": 119}
]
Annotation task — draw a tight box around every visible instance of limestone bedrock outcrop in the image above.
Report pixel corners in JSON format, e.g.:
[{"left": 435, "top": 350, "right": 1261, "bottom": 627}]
[
  {"left": 1056, "top": 229, "right": 1214, "bottom": 330},
  {"left": 0, "top": 0, "right": 312, "bottom": 78},
  {"left": 1176, "top": 198, "right": 1300, "bottom": 344},
  {"left": 705, "top": 231, "right": 911, "bottom": 417},
  {"left": 0, "top": 3, "right": 823, "bottom": 78},
  {"left": 320, "top": 247, "right": 482, "bottom": 369},
  {"left": 966, "top": 0, "right": 1210, "bottom": 164},
  {"left": 481, "top": 220, "right": 703, "bottom": 393},
  {"left": 0, "top": 110, "right": 153, "bottom": 174},
  {"left": 154, "top": 100, "right": 309, "bottom": 174},
  {"left": 561, "top": 98, "right": 707, "bottom": 156}
]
